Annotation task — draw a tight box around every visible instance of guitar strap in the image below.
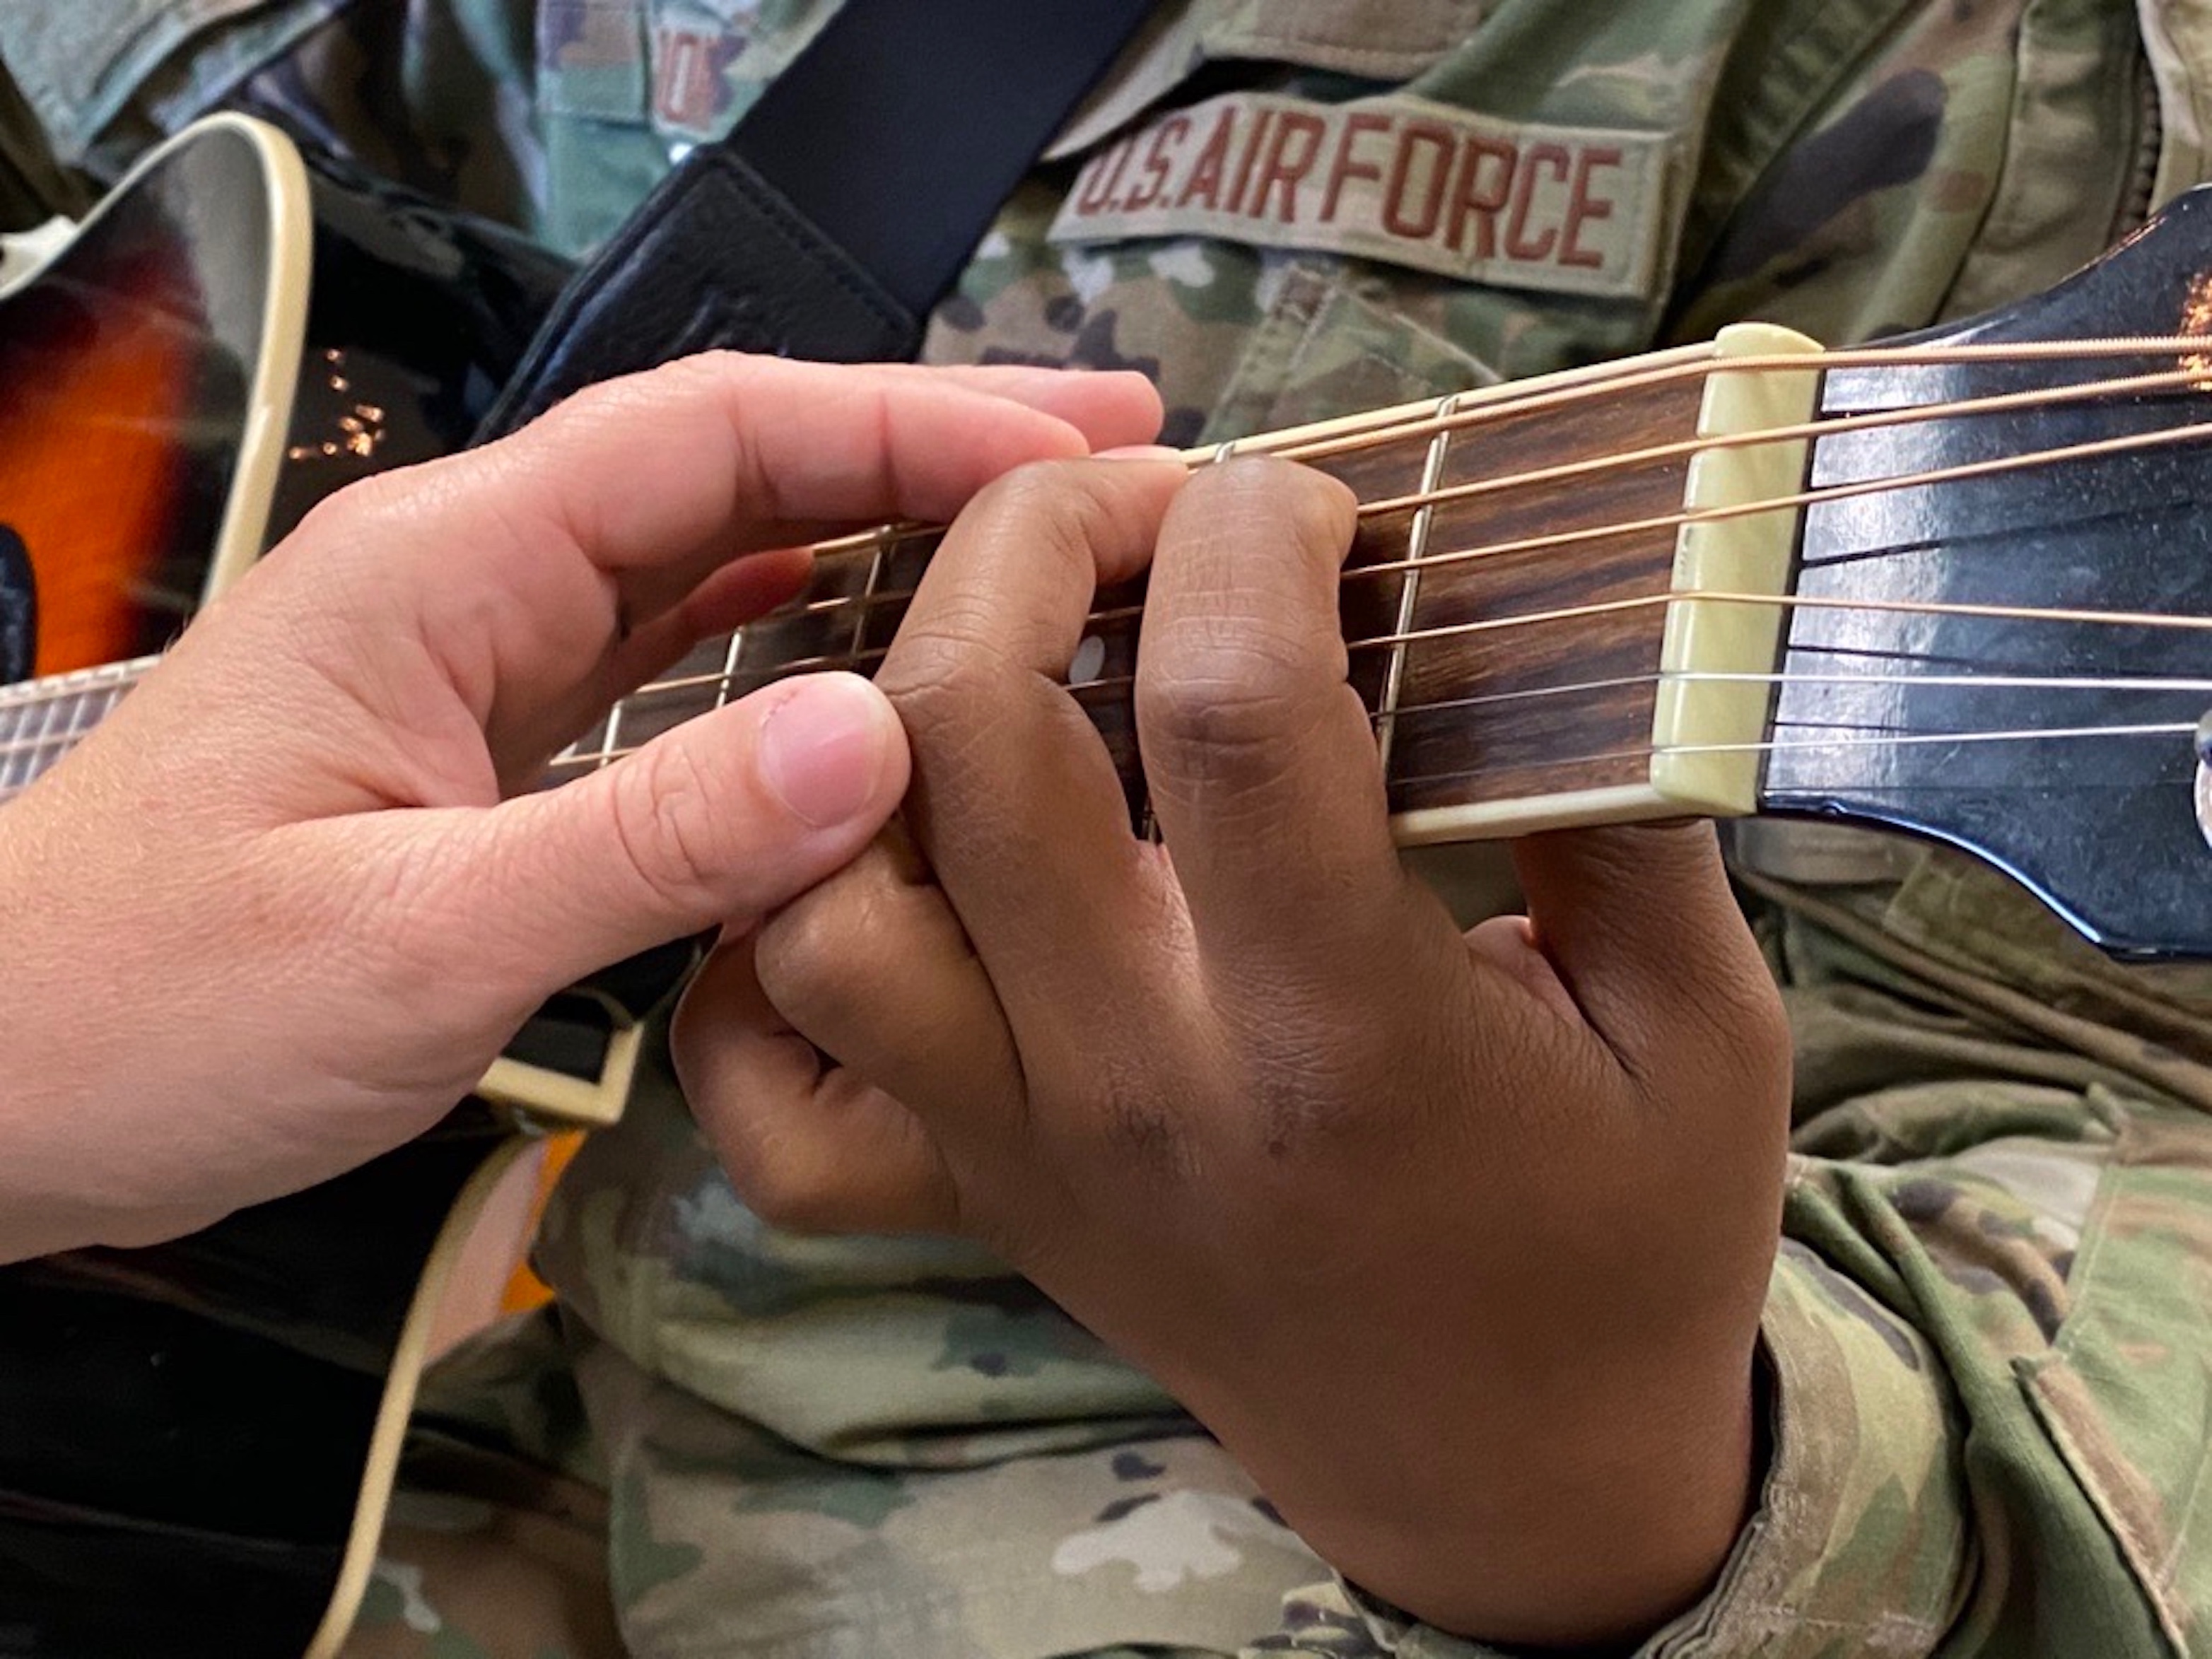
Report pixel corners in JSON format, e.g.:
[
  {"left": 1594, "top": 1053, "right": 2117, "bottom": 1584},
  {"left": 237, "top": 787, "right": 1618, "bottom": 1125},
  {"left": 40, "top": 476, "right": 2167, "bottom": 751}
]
[{"left": 476, "top": 0, "right": 1159, "bottom": 440}]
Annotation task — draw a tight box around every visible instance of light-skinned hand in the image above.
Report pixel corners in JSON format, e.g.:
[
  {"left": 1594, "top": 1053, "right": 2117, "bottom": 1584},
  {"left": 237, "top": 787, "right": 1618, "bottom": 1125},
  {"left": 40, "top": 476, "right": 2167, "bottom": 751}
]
[{"left": 0, "top": 353, "right": 1162, "bottom": 1262}]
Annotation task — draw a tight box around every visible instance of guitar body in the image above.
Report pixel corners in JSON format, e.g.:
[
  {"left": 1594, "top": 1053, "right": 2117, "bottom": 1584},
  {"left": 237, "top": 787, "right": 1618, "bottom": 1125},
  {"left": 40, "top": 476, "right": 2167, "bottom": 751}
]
[{"left": 0, "top": 115, "right": 303, "bottom": 687}]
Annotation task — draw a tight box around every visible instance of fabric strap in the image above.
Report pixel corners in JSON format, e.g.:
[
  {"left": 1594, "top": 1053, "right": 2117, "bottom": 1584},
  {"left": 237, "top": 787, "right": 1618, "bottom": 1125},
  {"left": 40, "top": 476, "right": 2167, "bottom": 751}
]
[{"left": 477, "top": 0, "right": 1157, "bottom": 438}]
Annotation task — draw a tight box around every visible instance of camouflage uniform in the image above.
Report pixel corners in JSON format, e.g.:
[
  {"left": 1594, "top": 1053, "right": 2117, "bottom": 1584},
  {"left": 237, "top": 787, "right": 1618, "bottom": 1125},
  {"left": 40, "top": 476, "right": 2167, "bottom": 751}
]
[{"left": 5, "top": 2, "right": 2212, "bottom": 1655}]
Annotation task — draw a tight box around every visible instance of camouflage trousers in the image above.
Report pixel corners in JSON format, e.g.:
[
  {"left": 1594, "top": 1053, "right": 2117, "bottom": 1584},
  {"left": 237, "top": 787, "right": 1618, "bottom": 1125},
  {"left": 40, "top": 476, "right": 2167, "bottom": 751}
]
[{"left": 338, "top": 845, "right": 2212, "bottom": 1659}]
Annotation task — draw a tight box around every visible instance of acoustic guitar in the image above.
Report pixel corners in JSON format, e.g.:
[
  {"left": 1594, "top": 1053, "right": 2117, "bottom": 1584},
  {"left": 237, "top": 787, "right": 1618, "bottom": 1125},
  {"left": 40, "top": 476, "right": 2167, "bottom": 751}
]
[{"left": 7, "top": 112, "right": 2212, "bottom": 1656}]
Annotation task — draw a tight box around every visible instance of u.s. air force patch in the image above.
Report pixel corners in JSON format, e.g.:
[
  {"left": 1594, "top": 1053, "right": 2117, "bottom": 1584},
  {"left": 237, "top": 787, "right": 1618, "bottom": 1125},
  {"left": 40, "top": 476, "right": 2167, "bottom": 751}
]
[{"left": 1048, "top": 92, "right": 1671, "bottom": 303}]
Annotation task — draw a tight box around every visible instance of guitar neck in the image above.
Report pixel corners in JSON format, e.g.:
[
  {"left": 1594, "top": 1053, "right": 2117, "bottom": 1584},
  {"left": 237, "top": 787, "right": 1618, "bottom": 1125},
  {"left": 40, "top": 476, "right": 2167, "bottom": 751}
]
[
  {"left": 0, "top": 657, "right": 153, "bottom": 802},
  {"left": 551, "top": 324, "right": 1830, "bottom": 840},
  {"left": 23, "top": 312, "right": 2212, "bottom": 963}
]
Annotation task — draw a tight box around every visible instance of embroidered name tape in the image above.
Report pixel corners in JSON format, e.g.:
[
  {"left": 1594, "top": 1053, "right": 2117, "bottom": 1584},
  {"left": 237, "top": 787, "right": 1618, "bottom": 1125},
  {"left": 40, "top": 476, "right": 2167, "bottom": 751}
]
[{"left": 1048, "top": 92, "right": 1671, "bottom": 302}]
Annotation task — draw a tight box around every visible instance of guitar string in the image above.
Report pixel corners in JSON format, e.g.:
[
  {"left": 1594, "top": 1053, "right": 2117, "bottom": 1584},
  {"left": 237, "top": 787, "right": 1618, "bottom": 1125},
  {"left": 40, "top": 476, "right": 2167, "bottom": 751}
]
[{"left": 1376, "top": 722, "right": 2202, "bottom": 803}]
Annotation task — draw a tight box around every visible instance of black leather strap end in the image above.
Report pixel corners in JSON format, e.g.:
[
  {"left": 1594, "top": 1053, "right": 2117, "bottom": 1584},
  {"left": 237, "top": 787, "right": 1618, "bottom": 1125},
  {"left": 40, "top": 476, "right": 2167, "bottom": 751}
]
[{"left": 474, "top": 146, "right": 922, "bottom": 442}]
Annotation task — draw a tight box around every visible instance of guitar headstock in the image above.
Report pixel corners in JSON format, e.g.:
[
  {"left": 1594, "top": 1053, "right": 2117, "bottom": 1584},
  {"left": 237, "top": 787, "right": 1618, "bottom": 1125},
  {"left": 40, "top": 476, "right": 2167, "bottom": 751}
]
[{"left": 1762, "top": 187, "right": 2212, "bottom": 959}]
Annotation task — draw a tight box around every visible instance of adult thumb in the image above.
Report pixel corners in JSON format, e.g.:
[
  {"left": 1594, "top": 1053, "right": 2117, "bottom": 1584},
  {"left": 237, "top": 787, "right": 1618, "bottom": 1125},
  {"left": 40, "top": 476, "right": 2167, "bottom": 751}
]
[{"left": 427, "top": 672, "right": 908, "bottom": 1004}]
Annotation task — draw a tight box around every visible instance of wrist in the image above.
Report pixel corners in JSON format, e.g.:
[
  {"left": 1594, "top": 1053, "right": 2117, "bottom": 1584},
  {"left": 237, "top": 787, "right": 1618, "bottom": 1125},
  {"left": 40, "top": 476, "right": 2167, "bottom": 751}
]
[{"left": 1270, "top": 1339, "right": 1764, "bottom": 1651}]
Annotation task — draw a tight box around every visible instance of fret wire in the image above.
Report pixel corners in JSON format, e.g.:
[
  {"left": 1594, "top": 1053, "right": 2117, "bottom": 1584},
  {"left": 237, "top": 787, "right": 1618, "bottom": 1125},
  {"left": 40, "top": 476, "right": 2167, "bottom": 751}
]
[
  {"left": 30, "top": 693, "right": 76, "bottom": 786},
  {"left": 19, "top": 693, "right": 61, "bottom": 788},
  {"left": 14, "top": 693, "right": 53, "bottom": 787},
  {"left": 850, "top": 529, "right": 887, "bottom": 663},
  {"left": 599, "top": 687, "right": 624, "bottom": 772},
  {"left": 1374, "top": 395, "right": 1456, "bottom": 774},
  {"left": 0, "top": 701, "right": 22, "bottom": 791},
  {"left": 40, "top": 692, "right": 76, "bottom": 780},
  {"left": 714, "top": 622, "right": 745, "bottom": 710}
]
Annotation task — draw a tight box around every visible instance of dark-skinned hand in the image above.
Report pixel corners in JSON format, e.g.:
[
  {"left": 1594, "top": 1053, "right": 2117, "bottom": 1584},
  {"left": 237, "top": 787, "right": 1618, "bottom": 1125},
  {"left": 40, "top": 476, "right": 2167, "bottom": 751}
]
[{"left": 672, "top": 455, "right": 1794, "bottom": 1648}]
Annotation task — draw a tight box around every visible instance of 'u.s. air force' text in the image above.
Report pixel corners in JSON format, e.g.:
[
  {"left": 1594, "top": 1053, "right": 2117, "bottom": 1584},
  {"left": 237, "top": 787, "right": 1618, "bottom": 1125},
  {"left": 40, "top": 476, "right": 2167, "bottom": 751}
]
[{"left": 1048, "top": 93, "right": 1668, "bottom": 303}]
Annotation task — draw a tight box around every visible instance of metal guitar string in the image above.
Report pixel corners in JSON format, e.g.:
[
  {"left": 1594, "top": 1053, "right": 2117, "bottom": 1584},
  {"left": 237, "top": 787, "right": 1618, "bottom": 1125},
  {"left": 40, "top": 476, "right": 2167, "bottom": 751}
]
[{"left": 1375, "top": 723, "right": 2206, "bottom": 800}]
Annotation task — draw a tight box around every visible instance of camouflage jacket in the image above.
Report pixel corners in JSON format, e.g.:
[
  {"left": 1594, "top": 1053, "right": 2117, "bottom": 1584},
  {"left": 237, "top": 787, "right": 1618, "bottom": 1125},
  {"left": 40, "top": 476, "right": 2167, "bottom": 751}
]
[{"left": 8, "top": 4, "right": 2212, "bottom": 1658}]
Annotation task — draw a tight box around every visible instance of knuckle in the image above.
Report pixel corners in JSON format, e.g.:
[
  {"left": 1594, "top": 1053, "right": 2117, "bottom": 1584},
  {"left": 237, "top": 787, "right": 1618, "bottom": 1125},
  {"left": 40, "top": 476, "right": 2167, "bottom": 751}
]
[
  {"left": 754, "top": 877, "right": 878, "bottom": 1031},
  {"left": 290, "top": 469, "right": 409, "bottom": 549},
  {"left": 968, "top": 457, "right": 1099, "bottom": 534},
  {"left": 877, "top": 631, "right": 1007, "bottom": 744},
  {"left": 1243, "top": 1019, "right": 1388, "bottom": 1161},
  {"left": 1183, "top": 456, "right": 1357, "bottom": 551},
  {"left": 1084, "top": 1043, "right": 1200, "bottom": 1179},
  {"left": 964, "top": 459, "right": 1139, "bottom": 573},
  {"left": 1137, "top": 623, "right": 1322, "bottom": 785},
  {"left": 561, "top": 351, "right": 732, "bottom": 425},
  {"left": 1098, "top": 1088, "right": 1198, "bottom": 1178},
  {"left": 713, "top": 1119, "right": 849, "bottom": 1234},
  {"left": 609, "top": 739, "right": 732, "bottom": 917},
  {"left": 1687, "top": 961, "right": 1793, "bottom": 1095}
]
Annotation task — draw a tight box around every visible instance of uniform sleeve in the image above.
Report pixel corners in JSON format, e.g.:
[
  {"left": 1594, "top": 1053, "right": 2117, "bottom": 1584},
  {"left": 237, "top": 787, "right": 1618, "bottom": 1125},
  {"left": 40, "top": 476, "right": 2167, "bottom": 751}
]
[{"left": 1242, "top": 1238, "right": 1972, "bottom": 1658}]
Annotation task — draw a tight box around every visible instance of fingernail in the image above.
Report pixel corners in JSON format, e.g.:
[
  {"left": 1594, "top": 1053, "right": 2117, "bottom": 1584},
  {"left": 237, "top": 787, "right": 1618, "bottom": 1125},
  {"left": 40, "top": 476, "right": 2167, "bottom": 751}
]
[
  {"left": 1094, "top": 444, "right": 1184, "bottom": 461},
  {"left": 759, "top": 674, "right": 891, "bottom": 828}
]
